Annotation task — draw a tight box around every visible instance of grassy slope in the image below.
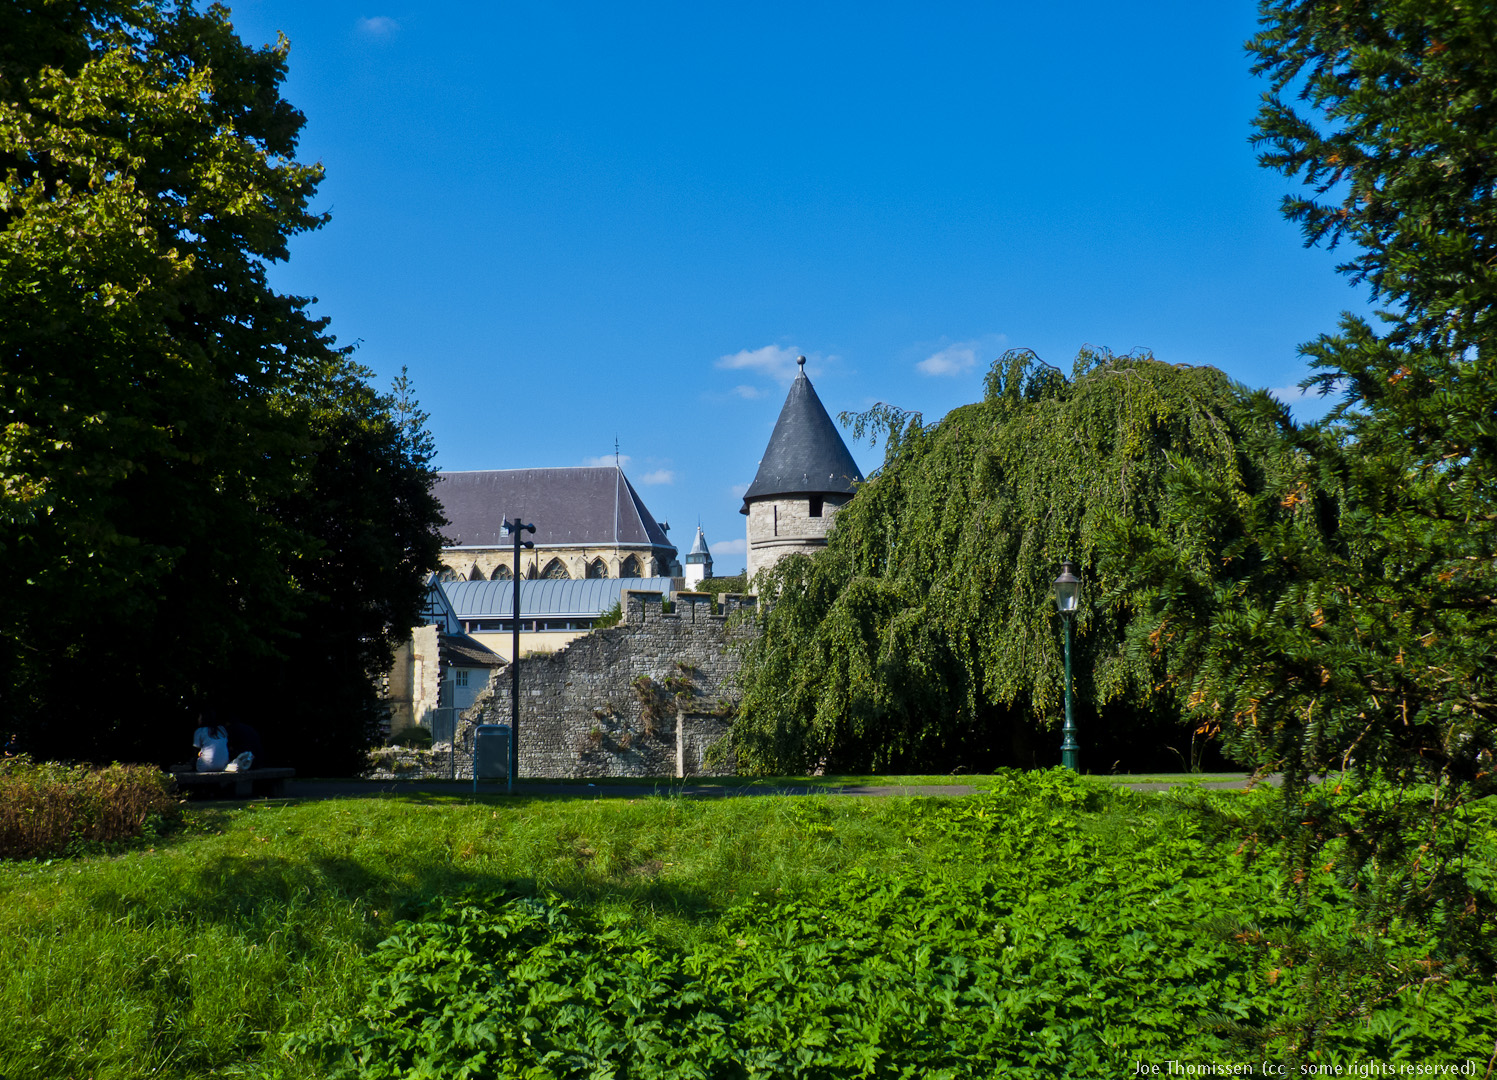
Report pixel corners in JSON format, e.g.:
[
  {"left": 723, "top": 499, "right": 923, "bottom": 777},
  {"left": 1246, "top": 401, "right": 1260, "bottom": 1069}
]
[
  {"left": 0, "top": 779, "right": 1490, "bottom": 1078},
  {"left": 0, "top": 791, "right": 930, "bottom": 1078}
]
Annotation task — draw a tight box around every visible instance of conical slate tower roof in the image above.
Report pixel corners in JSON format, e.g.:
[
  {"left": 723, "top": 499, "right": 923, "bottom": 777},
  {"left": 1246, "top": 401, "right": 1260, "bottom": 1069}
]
[
  {"left": 686, "top": 525, "right": 712, "bottom": 563},
  {"left": 740, "top": 357, "right": 864, "bottom": 511}
]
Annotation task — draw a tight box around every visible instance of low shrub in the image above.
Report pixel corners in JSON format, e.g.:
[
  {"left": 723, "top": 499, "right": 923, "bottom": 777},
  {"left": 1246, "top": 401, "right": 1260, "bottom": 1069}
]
[{"left": 0, "top": 756, "right": 180, "bottom": 859}]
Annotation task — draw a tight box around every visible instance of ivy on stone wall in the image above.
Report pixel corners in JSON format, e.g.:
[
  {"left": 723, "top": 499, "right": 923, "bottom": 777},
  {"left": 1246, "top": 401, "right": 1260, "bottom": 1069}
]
[{"left": 733, "top": 349, "right": 1292, "bottom": 775}]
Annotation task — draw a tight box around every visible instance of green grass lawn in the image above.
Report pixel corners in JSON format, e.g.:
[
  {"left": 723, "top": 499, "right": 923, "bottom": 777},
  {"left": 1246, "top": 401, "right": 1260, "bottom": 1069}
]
[{"left": 0, "top": 773, "right": 1490, "bottom": 1078}]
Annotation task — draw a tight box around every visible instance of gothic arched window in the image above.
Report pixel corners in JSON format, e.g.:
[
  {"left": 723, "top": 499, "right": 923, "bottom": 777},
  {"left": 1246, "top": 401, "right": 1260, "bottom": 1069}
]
[
  {"left": 619, "top": 555, "right": 641, "bottom": 579},
  {"left": 586, "top": 558, "right": 608, "bottom": 579},
  {"left": 541, "top": 557, "right": 570, "bottom": 580},
  {"left": 438, "top": 568, "right": 460, "bottom": 583},
  {"left": 490, "top": 565, "right": 512, "bottom": 581}
]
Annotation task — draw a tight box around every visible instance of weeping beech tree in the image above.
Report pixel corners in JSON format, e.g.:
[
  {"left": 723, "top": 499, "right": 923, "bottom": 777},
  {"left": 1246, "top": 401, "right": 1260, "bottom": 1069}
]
[{"left": 733, "top": 348, "right": 1291, "bottom": 775}]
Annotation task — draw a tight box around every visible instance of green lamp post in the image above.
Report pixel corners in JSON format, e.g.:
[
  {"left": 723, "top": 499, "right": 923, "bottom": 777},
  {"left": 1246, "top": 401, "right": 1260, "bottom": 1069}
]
[
  {"left": 503, "top": 517, "right": 535, "bottom": 794},
  {"left": 1053, "top": 561, "right": 1081, "bottom": 772}
]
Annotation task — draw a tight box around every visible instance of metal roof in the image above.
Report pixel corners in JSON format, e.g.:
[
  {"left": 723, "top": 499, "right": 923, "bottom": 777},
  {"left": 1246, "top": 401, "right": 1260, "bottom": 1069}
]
[
  {"left": 740, "top": 359, "right": 864, "bottom": 509},
  {"left": 441, "top": 577, "right": 677, "bottom": 618},
  {"left": 436, "top": 467, "right": 676, "bottom": 552}
]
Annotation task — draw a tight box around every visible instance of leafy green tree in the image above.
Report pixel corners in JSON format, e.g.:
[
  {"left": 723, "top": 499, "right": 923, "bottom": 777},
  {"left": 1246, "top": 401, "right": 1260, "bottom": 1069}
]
[
  {"left": 734, "top": 349, "right": 1285, "bottom": 775},
  {"left": 0, "top": 3, "right": 444, "bottom": 769},
  {"left": 1107, "top": 0, "right": 1496, "bottom": 1042}
]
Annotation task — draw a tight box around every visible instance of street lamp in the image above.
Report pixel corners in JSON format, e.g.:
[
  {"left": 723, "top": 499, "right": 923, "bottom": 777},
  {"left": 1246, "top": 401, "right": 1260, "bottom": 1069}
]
[
  {"left": 503, "top": 518, "right": 535, "bottom": 793},
  {"left": 1053, "top": 561, "right": 1081, "bottom": 772}
]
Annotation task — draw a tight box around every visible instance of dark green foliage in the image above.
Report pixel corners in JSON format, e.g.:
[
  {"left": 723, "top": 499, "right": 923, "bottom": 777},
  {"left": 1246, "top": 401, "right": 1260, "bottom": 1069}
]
[
  {"left": 1198, "top": 0, "right": 1497, "bottom": 794},
  {"left": 734, "top": 349, "right": 1280, "bottom": 775},
  {"left": 293, "top": 773, "right": 1495, "bottom": 1077},
  {"left": 1250, "top": 0, "right": 1497, "bottom": 360},
  {"left": 0, "top": 4, "right": 444, "bottom": 770},
  {"left": 0, "top": 755, "right": 178, "bottom": 859},
  {"left": 233, "top": 364, "right": 445, "bottom": 775},
  {"left": 696, "top": 574, "right": 748, "bottom": 597},
  {"left": 1104, "top": 0, "right": 1497, "bottom": 1036}
]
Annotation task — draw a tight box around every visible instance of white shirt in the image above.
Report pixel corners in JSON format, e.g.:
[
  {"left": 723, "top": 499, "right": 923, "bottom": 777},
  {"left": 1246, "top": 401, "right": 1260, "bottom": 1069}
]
[{"left": 193, "top": 726, "right": 228, "bottom": 772}]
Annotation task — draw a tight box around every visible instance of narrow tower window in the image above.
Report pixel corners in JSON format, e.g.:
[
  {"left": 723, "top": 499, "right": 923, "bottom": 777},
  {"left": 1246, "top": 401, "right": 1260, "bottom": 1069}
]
[{"left": 808, "top": 496, "right": 823, "bottom": 518}]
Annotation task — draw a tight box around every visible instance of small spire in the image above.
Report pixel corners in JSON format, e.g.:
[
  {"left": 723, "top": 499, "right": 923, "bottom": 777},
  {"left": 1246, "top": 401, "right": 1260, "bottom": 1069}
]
[{"left": 796, "top": 355, "right": 807, "bottom": 376}]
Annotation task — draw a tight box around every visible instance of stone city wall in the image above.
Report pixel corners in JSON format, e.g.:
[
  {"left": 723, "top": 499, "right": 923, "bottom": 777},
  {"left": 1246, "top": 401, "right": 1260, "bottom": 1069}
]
[{"left": 455, "top": 589, "right": 757, "bottom": 779}]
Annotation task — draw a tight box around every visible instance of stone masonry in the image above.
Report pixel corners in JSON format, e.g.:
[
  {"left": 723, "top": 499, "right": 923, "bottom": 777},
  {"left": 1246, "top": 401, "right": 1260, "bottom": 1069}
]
[{"left": 457, "top": 589, "right": 758, "bottom": 778}]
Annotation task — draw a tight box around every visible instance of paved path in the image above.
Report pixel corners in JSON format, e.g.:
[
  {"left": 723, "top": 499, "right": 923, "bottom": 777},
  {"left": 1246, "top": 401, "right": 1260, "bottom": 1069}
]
[
  {"left": 276, "top": 775, "right": 1276, "bottom": 802},
  {"left": 283, "top": 779, "right": 981, "bottom": 800}
]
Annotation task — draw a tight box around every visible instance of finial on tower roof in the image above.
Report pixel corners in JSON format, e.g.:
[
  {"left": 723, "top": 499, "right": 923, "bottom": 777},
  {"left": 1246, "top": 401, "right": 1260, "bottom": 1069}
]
[{"left": 797, "top": 355, "right": 807, "bottom": 375}]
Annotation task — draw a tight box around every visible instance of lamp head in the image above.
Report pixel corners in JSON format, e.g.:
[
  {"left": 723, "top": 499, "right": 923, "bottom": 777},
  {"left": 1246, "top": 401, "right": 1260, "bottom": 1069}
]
[{"left": 1053, "top": 561, "right": 1081, "bottom": 616}]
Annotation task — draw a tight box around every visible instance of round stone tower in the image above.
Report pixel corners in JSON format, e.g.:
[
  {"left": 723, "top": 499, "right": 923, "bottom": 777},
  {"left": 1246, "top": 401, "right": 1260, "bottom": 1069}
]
[{"left": 740, "top": 357, "right": 864, "bottom": 584}]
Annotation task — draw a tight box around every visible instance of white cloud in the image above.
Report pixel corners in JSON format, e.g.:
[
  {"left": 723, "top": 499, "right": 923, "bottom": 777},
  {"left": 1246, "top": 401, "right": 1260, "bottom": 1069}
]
[
  {"left": 716, "top": 345, "right": 804, "bottom": 384},
  {"left": 711, "top": 536, "right": 748, "bottom": 555},
  {"left": 731, "top": 384, "right": 765, "bottom": 400},
  {"left": 916, "top": 342, "right": 979, "bottom": 377},
  {"left": 356, "top": 15, "right": 400, "bottom": 37},
  {"left": 582, "top": 453, "right": 631, "bottom": 469},
  {"left": 638, "top": 469, "right": 675, "bottom": 485},
  {"left": 730, "top": 482, "right": 749, "bottom": 498}
]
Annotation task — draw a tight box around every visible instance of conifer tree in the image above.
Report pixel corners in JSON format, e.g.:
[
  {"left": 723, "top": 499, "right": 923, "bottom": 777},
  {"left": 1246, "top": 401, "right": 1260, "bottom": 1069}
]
[{"left": 1108, "top": 0, "right": 1496, "bottom": 1037}]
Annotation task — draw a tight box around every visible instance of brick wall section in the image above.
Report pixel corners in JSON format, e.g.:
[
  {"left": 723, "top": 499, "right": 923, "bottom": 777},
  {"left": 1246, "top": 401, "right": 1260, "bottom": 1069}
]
[{"left": 460, "top": 590, "right": 758, "bottom": 778}]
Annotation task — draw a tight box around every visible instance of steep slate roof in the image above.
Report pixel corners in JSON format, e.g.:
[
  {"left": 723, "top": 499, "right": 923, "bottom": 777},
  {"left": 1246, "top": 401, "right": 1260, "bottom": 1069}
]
[
  {"left": 686, "top": 525, "right": 711, "bottom": 563},
  {"left": 740, "top": 359, "right": 864, "bottom": 510},
  {"left": 439, "top": 632, "right": 506, "bottom": 668},
  {"left": 437, "top": 467, "right": 675, "bottom": 553},
  {"left": 442, "top": 577, "right": 678, "bottom": 619}
]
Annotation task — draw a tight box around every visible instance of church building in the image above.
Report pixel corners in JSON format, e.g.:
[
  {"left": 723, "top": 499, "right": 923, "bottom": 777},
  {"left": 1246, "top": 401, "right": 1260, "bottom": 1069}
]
[
  {"left": 435, "top": 466, "right": 679, "bottom": 582},
  {"left": 741, "top": 357, "right": 864, "bottom": 582}
]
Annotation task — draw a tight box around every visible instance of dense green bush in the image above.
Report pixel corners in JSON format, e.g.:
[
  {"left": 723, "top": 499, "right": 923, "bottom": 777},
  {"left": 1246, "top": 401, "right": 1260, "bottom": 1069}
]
[
  {"left": 0, "top": 756, "right": 179, "bottom": 859},
  {"left": 292, "top": 772, "right": 1493, "bottom": 1077}
]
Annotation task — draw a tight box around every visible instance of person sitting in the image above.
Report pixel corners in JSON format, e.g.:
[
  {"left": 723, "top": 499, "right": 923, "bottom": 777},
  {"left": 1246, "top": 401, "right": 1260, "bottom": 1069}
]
[{"left": 192, "top": 716, "right": 229, "bottom": 772}]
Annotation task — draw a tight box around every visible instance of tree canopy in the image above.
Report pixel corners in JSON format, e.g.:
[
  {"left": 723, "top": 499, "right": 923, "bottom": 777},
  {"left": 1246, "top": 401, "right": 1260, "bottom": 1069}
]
[
  {"left": 1113, "top": 0, "right": 1495, "bottom": 795},
  {"left": 733, "top": 349, "right": 1287, "bottom": 775},
  {"left": 1105, "top": 0, "right": 1496, "bottom": 998},
  {"left": 0, "top": 2, "right": 444, "bottom": 770}
]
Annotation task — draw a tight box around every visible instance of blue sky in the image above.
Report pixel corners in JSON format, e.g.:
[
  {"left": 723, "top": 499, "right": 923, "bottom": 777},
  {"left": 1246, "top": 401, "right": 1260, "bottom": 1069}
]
[{"left": 227, "top": 1, "right": 1368, "bottom": 572}]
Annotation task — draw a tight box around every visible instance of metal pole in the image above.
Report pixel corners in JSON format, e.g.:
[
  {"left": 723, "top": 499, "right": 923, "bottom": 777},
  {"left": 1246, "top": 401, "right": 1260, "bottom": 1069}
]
[
  {"left": 510, "top": 525, "right": 521, "bottom": 795},
  {"left": 504, "top": 517, "right": 534, "bottom": 794},
  {"left": 1061, "top": 614, "right": 1079, "bottom": 772}
]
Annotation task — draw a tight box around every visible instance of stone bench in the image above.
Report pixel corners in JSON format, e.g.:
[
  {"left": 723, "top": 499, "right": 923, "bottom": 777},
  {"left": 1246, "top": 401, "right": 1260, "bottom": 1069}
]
[{"left": 171, "top": 767, "right": 296, "bottom": 799}]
